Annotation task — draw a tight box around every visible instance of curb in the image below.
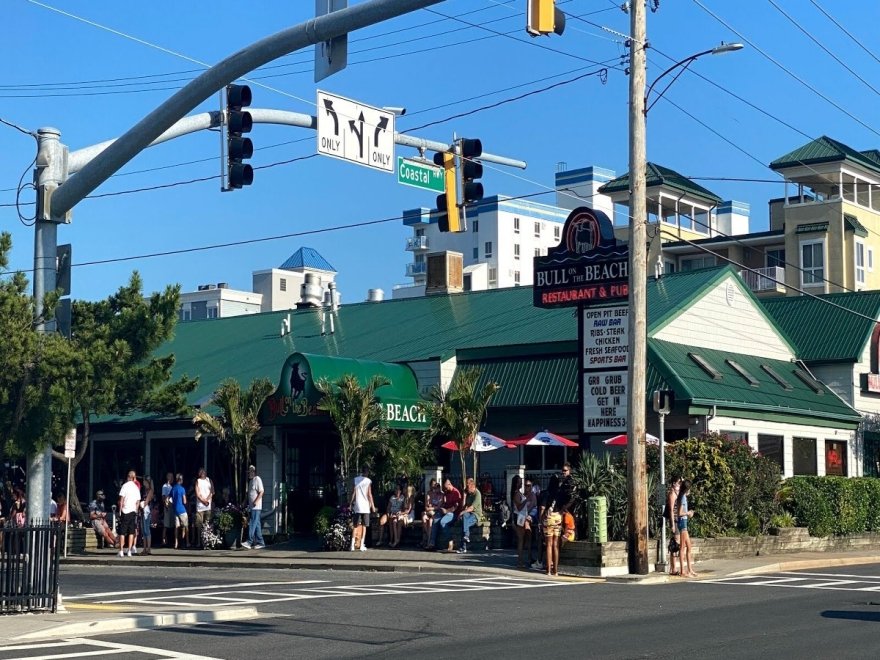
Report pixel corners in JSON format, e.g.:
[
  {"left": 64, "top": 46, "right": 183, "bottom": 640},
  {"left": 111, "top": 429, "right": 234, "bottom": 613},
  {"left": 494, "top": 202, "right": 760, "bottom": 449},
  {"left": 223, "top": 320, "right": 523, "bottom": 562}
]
[
  {"left": 11, "top": 606, "right": 259, "bottom": 641},
  {"left": 730, "top": 555, "right": 880, "bottom": 577}
]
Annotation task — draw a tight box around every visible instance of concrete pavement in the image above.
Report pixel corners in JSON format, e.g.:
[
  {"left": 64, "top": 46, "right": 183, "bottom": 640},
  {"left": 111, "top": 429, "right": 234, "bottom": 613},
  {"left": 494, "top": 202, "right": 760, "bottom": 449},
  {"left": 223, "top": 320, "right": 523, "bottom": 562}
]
[{"left": 3, "top": 542, "right": 879, "bottom": 644}]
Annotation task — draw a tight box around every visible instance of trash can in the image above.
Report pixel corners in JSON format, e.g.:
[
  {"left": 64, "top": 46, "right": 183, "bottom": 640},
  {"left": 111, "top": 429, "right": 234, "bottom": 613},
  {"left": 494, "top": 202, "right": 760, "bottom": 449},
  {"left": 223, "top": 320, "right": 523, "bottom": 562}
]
[{"left": 587, "top": 495, "right": 608, "bottom": 544}]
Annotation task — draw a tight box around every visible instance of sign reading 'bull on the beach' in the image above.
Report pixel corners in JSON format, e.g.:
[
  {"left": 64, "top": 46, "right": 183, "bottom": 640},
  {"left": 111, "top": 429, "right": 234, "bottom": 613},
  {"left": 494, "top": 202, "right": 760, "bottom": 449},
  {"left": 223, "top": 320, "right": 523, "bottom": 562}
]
[{"left": 533, "top": 206, "right": 630, "bottom": 308}]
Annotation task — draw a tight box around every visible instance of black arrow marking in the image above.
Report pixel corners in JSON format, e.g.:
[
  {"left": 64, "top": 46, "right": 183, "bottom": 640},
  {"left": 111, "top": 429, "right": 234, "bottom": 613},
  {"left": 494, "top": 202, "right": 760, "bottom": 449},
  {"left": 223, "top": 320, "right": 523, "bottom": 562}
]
[
  {"left": 323, "top": 99, "right": 339, "bottom": 135},
  {"left": 348, "top": 111, "right": 365, "bottom": 158},
  {"left": 374, "top": 116, "right": 389, "bottom": 148}
]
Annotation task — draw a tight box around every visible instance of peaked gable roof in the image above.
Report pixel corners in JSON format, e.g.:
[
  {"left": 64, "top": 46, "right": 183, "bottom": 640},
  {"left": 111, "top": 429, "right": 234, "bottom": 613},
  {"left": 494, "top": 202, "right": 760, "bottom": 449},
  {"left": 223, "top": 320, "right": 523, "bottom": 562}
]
[
  {"left": 280, "top": 247, "right": 336, "bottom": 272},
  {"left": 762, "top": 291, "right": 880, "bottom": 362},
  {"left": 770, "top": 135, "right": 880, "bottom": 177},
  {"left": 598, "top": 162, "right": 723, "bottom": 204}
]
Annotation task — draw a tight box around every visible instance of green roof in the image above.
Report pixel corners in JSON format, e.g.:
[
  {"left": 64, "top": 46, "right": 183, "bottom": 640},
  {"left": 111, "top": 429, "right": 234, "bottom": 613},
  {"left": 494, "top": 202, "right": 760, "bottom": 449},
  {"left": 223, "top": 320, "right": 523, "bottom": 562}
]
[
  {"left": 770, "top": 136, "right": 880, "bottom": 177},
  {"left": 598, "top": 162, "right": 723, "bottom": 204},
  {"left": 844, "top": 214, "right": 868, "bottom": 237},
  {"left": 648, "top": 339, "right": 861, "bottom": 426},
  {"left": 464, "top": 355, "right": 578, "bottom": 407},
  {"left": 762, "top": 291, "right": 880, "bottom": 362}
]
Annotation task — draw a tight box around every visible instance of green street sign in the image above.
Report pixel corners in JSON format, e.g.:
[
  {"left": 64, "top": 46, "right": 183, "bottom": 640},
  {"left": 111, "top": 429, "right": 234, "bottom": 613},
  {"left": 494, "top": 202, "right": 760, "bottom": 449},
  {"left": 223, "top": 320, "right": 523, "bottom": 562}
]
[{"left": 398, "top": 157, "right": 445, "bottom": 193}]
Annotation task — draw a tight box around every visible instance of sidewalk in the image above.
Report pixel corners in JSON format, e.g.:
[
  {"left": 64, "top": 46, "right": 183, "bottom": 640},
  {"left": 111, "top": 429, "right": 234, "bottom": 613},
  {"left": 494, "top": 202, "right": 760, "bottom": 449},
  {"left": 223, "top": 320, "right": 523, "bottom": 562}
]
[{"left": 4, "top": 542, "right": 877, "bottom": 645}]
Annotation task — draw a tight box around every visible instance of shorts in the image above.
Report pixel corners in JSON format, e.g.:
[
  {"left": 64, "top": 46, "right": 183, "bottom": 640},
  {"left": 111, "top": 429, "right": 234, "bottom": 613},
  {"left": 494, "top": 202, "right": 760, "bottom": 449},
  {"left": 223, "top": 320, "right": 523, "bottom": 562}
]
[
  {"left": 119, "top": 511, "right": 137, "bottom": 536},
  {"left": 352, "top": 512, "right": 370, "bottom": 527},
  {"left": 175, "top": 512, "right": 189, "bottom": 529},
  {"left": 142, "top": 513, "right": 152, "bottom": 538},
  {"left": 677, "top": 516, "right": 688, "bottom": 532},
  {"left": 164, "top": 508, "right": 174, "bottom": 528},
  {"left": 92, "top": 519, "right": 108, "bottom": 535},
  {"left": 195, "top": 510, "right": 211, "bottom": 528}
]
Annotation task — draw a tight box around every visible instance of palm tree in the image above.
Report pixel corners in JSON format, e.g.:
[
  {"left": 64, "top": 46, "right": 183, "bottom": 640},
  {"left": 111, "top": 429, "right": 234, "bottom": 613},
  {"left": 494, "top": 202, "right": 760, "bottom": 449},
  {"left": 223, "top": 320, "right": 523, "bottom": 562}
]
[
  {"left": 426, "top": 367, "right": 500, "bottom": 490},
  {"left": 315, "top": 374, "right": 390, "bottom": 498},
  {"left": 192, "top": 377, "right": 274, "bottom": 503}
]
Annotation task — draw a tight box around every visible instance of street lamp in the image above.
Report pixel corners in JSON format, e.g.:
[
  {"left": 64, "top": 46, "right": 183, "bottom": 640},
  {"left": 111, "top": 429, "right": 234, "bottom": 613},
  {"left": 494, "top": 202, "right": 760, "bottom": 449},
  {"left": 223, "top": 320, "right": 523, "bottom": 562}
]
[
  {"left": 645, "top": 43, "right": 744, "bottom": 115},
  {"left": 626, "top": 5, "right": 743, "bottom": 576}
]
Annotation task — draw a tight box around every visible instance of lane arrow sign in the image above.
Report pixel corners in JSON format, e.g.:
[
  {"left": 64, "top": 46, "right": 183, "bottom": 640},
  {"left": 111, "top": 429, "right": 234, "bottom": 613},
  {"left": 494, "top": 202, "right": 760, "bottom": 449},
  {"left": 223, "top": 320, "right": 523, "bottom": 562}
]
[
  {"left": 374, "top": 116, "right": 389, "bottom": 148},
  {"left": 323, "top": 99, "right": 339, "bottom": 135},
  {"left": 349, "top": 111, "right": 365, "bottom": 158}
]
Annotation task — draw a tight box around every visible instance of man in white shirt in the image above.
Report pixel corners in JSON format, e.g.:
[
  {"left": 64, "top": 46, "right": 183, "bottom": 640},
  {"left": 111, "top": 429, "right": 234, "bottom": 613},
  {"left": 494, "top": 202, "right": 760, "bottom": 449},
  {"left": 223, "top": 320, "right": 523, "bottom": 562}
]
[
  {"left": 242, "top": 465, "right": 265, "bottom": 550},
  {"left": 117, "top": 471, "right": 141, "bottom": 558},
  {"left": 194, "top": 468, "right": 214, "bottom": 549},
  {"left": 349, "top": 466, "right": 375, "bottom": 552}
]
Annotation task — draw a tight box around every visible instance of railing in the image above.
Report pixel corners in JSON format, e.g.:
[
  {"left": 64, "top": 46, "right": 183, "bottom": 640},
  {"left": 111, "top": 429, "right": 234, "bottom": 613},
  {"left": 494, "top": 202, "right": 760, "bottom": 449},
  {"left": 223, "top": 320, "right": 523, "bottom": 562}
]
[
  {"left": 406, "top": 235, "right": 428, "bottom": 251},
  {"left": 738, "top": 266, "right": 785, "bottom": 293},
  {"left": 0, "top": 523, "right": 62, "bottom": 614},
  {"left": 406, "top": 262, "right": 427, "bottom": 277}
]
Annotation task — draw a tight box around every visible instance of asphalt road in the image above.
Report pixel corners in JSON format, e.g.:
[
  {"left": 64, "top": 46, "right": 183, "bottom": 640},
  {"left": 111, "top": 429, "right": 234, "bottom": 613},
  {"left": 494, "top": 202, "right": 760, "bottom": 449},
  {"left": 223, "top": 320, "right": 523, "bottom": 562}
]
[{"left": 46, "top": 564, "right": 880, "bottom": 659}]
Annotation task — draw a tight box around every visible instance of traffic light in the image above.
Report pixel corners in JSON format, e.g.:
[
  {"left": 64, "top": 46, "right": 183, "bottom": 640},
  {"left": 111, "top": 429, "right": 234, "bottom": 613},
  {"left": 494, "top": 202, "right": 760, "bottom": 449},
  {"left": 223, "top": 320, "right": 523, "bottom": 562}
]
[
  {"left": 459, "top": 138, "right": 483, "bottom": 207},
  {"left": 526, "top": 0, "right": 565, "bottom": 36},
  {"left": 434, "top": 150, "right": 462, "bottom": 232},
  {"left": 226, "top": 84, "right": 254, "bottom": 189}
]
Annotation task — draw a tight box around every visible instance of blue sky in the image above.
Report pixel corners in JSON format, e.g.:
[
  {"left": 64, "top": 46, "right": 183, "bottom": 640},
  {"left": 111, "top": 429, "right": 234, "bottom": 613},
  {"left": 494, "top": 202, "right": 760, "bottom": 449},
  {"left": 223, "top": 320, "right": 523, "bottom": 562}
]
[{"left": 2, "top": 0, "right": 879, "bottom": 303}]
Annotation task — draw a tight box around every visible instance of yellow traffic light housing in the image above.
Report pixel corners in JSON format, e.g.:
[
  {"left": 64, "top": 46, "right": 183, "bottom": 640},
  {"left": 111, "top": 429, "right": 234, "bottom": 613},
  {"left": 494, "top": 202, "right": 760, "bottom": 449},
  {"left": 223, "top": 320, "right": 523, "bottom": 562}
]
[
  {"left": 526, "top": 0, "right": 565, "bottom": 37},
  {"left": 434, "top": 151, "right": 462, "bottom": 232}
]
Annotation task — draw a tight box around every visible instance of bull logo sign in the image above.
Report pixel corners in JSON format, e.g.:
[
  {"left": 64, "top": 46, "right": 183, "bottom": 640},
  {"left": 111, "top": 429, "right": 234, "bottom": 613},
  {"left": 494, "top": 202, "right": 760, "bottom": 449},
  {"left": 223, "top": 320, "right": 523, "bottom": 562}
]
[{"left": 533, "top": 206, "right": 630, "bottom": 309}]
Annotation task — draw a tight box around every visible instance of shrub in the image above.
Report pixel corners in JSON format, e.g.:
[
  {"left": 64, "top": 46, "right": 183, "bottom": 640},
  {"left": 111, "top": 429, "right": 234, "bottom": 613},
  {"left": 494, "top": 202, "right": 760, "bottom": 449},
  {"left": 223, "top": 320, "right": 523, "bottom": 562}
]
[
  {"left": 322, "top": 505, "right": 353, "bottom": 551},
  {"left": 787, "top": 476, "right": 880, "bottom": 536},
  {"left": 769, "top": 511, "right": 796, "bottom": 529},
  {"left": 313, "top": 505, "right": 337, "bottom": 538}
]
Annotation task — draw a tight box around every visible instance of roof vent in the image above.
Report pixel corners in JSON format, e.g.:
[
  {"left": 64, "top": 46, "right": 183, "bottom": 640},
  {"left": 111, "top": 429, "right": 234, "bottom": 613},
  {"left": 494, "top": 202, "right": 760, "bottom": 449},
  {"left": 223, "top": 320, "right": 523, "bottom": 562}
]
[
  {"left": 367, "top": 288, "right": 384, "bottom": 302},
  {"left": 794, "top": 368, "right": 824, "bottom": 394},
  {"left": 217, "top": 282, "right": 228, "bottom": 289},
  {"left": 297, "top": 272, "right": 323, "bottom": 308},
  {"left": 688, "top": 353, "right": 722, "bottom": 380}
]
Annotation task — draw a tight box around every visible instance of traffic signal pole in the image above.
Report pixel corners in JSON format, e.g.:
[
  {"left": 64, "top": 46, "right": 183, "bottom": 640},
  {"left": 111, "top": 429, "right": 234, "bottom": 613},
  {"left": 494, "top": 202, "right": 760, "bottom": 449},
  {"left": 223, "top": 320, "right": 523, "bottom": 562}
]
[{"left": 29, "top": 0, "right": 448, "bottom": 528}]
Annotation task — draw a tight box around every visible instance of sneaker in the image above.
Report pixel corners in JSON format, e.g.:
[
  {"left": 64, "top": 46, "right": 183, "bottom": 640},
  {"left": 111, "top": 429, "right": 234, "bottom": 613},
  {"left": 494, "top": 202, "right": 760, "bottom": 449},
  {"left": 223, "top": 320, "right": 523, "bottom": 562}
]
[
  {"left": 253, "top": 544, "right": 265, "bottom": 550},
  {"left": 533, "top": 561, "right": 544, "bottom": 570},
  {"left": 126, "top": 550, "right": 132, "bottom": 558},
  {"left": 118, "top": 550, "right": 124, "bottom": 558},
  {"left": 241, "top": 541, "right": 252, "bottom": 549},
  {"left": 132, "top": 546, "right": 138, "bottom": 555},
  {"left": 360, "top": 544, "right": 367, "bottom": 552},
  {"left": 456, "top": 545, "right": 468, "bottom": 554}
]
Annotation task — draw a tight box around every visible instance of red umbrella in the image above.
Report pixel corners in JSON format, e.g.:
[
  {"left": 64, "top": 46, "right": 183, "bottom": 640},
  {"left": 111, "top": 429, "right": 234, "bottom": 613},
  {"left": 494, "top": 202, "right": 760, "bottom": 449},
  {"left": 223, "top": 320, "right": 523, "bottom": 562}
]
[{"left": 603, "top": 433, "right": 660, "bottom": 446}]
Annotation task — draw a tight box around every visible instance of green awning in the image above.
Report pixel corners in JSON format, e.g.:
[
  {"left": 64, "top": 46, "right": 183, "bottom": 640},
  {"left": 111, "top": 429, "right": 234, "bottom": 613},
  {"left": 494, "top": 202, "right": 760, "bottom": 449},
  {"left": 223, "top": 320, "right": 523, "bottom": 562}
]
[
  {"left": 260, "top": 352, "right": 428, "bottom": 430},
  {"left": 795, "top": 222, "right": 829, "bottom": 234}
]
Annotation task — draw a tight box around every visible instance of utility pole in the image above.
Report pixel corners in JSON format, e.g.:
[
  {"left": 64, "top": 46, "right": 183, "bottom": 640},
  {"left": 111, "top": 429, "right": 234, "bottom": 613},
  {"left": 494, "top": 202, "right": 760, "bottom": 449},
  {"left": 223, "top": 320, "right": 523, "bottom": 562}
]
[{"left": 626, "top": 0, "right": 649, "bottom": 575}]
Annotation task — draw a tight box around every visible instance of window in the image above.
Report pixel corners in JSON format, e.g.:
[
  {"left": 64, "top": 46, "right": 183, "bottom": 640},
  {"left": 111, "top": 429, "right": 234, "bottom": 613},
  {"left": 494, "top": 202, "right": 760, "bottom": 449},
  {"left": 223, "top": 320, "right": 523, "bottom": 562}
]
[
  {"left": 680, "top": 256, "right": 715, "bottom": 271},
  {"left": 800, "top": 239, "right": 824, "bottom": 285},
  {"left": 761, "top": 364, "right": 793, "bottom": 391},
  {"left": 726, "top": 359, "right": 758, "bottom": 386},
  {"left": 825, "top": 440, "right": 847, "bottom": 476},
  {"left": 554, "top": 225, "right": 561, "bottom": 240},
  {"left": 488, "top": 267, "right": 497, "bottom": 286},
  {"left": 688, "top": 353, "right": 722, "bottom": 380},
  {"left": 723, "top": 431, "right": 748, "bottom": 444},
  {"left": 534, "top": 222, "right": 541, "bottom": 237},
  {"left": 514, "top": 217, "right": 520, "bottom": 233},
  {"left": 794, "top": 368, "right": 824, "bottom": 394},
  {"left": 793, "top": 437, "right": 817, "bottom": 475},
  {"left": 463, "top": 273, "right": 472, "bottom": 292},
  {"left": 485, "top": 241, "right": 493, "bottom": 258},
  {"left": 514, "top": 244, "right": 520, "bottom": 260},
  {"left": 416, "top": 228, "right": 425, "bottom": 237},
  {"left": 856, "top": 240, "right": 866, "bottom": 287},
  {"left": 535, "top": 247, "right": 541, "bottom": 257},
  {"left": 664, "top": 260, "right": 676, "bottom": 275},
  {"left": 758, "top": 434, "right": 784, "bottom": 471},
  {"left": 766, "top": 249, "right": 785, "bottom": 269},
  {"left": 514, "top": 271, "right": 521, "bottom": 285},
  {"left": 473, "top": 247, "right": 478, "bottom": 260},
  {"left": 473, "top": 220, "right": 479, "bottom": 233},
  {"left": 869, "top": 248, "right": 874, "bottom": 272},
  {"left": 280, "top": 278, "right": 287, "bottom": 292},
  {"left": 207, "top": 307, "right": 218, "bottom": 319}
]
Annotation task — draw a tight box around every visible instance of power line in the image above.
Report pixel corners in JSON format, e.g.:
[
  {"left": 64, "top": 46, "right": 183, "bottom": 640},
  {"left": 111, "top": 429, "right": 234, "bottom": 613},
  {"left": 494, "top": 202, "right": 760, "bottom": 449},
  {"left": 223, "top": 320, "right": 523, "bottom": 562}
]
[{"left": 809, "top": 0, "right": 880, "bottom": 67}]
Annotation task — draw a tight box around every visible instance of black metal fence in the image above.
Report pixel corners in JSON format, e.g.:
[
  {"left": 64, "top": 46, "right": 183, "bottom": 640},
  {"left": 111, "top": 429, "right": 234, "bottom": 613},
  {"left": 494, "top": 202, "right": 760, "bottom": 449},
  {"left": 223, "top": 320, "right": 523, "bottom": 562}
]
[{"left": 0, "top": 522, "right": 62, "bottom": 614}]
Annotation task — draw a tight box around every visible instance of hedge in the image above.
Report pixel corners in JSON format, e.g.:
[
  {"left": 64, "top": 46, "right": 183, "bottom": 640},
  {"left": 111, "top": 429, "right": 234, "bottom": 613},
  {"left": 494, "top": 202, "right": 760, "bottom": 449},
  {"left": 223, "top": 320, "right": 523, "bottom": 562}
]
[{"left": 786, "top": 476, "right": 880, "bottom": 536}]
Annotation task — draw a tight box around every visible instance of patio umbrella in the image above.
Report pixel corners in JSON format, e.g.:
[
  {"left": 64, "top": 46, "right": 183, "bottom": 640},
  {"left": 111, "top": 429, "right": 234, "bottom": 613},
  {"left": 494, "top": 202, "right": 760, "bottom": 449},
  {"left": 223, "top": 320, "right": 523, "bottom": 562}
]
[
  {"left": 441, "top": 432, "right": 512, "bottom": 452},
  {"left": 509, "top": 430, "right": 579, "bottom": 477},
  {"left": 602, "top": 433, "right": 660, "bottom": 446}
]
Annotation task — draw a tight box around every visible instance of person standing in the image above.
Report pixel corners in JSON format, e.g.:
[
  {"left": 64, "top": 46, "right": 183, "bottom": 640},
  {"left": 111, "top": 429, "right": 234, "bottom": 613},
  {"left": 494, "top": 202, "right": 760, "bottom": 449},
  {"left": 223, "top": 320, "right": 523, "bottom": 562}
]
[
  {"left": 140, "top": 477, "right": 155, "bottom": 555},
  {"left": 171, "top": 473, "right": 188, "bottom": 550},
  {"left": 242, "top": 465, "right": 265, "bottom": 550},
  {"left": 161, "top": 472, "right": 174, "bottom": 548},
  {"left": 676, "top": 480, "right": 697, "bottom": 578},
  {"left": 117, "top": 471, "right": 141, "bottom": 558},
  {"left": 666, "top": 474, "right": 683, "bottom": 576},
  {"left": 349, "top": 466, "right": 375, "bottom": 552},
  {"left": 194, "top": 468, "right": 214, "bottom": 550}
]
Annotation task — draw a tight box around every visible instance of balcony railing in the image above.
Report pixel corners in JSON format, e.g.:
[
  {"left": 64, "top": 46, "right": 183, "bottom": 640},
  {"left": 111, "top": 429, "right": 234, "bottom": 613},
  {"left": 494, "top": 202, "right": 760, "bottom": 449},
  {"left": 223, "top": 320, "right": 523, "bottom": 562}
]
[
  {"left": 406, "top": 262, "right": 427, "bottom": 277},
  {"left": 405, "top": 235, "right": 428, "bottom": 251},
  {"left": 739, "top": 266, "right": 785, "bottom": 293}
]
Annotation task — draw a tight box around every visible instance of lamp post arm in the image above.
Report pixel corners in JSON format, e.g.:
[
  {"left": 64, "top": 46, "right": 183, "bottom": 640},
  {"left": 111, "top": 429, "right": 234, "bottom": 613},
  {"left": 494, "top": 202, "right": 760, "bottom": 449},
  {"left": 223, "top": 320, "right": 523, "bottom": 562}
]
[{"left": 644, "top": 48, "right": 714, "bottom": 115}]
